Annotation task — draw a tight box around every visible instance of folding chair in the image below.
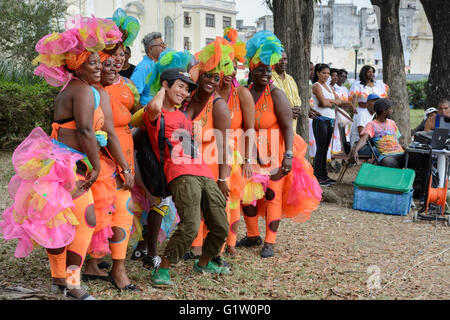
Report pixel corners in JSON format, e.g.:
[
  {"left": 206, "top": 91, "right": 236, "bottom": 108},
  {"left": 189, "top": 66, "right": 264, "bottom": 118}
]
[{"left": 336, "top": 124, "right": 378, "bottom": 184}]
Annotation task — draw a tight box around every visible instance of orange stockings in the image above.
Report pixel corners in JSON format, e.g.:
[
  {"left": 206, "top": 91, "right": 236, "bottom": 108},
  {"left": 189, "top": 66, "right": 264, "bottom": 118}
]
[
  {"left": 226, "top": 207, "right": 241, "bottom": 247},
  {"left": 109, "top": 188, "right": 133, "bottom": 260},
  {"left": 242, "top": 179, "right": 283, "bottom": 244},
  {"left": 47, "top": 186, "right": 95, "bottom": 282}
]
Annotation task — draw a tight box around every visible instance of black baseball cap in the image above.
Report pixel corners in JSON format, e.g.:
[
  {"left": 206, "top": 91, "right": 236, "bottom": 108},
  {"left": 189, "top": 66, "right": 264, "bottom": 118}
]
[
  {"left": 374, "top": 98, "right": 394, "bottom": 114},
  {"left": 160, "top": 68, "right": 198, "bottom": 92}
]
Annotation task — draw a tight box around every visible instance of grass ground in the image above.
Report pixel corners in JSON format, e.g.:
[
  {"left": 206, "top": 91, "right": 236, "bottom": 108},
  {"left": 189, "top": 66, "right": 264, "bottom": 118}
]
[
  {"left": 410, "top": 109, "right": 425, "bottom": 130},
  {"left": 0, "top": 109, "right": 449, "bottom": 300}
]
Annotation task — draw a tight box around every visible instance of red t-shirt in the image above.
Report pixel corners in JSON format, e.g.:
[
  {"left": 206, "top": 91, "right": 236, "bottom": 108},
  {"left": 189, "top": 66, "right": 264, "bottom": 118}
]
[{"left": 144, "top": 108, "right": 213, "bottom": 184}]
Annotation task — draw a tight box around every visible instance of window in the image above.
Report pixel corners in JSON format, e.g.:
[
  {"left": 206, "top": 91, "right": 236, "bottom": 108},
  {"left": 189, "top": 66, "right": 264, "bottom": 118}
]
[
  {"left": 206, "top": 14, "right": 215, "bottom": 28},
  {"left": 372, "top": 37, "right": 375, "bottom": 44},
  {"left": 358, "top": 58, "right": 365, "bottom": 65},
  {"left": 184, "top": 37, "right": 191, "bottom": 51},
  {"left": 223, "top": 16, "right": 231, "bottom": 29},
  {"left": 184, "top": 12, "right": 191, "bottom": 26},
  {"left": 164, "top": 16, "right": 174, "bottom": 49},
  {"left": 206, "top": 38, "right": 215, "bottom": 46}
]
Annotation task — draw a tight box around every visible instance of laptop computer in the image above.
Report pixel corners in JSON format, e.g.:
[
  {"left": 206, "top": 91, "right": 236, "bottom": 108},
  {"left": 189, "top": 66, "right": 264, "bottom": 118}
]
[{"left": 430, "top": 128, "right": 449, "bottom": 149}]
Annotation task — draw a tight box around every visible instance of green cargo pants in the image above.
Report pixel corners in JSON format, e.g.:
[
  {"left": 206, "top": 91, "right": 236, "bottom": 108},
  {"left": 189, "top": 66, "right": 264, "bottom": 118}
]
[{"left": 163, "top": 175, "right": 229, "bottom": 264}]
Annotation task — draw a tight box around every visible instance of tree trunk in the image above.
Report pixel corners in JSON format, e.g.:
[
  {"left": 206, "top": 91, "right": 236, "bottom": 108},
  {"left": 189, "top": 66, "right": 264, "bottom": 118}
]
[
  {"left": 371, "top": 0, "right": 410, "bottom": 146},
  {"left": 420, "top": 0, "right": 450, "bottom": 107},
  {"left": 270, "top": 0, "right": 314, "bottom": 143}
]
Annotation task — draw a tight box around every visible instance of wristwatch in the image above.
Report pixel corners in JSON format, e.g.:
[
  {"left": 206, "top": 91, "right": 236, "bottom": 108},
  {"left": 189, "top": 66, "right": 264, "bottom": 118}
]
[
  {"left": 284, "top": 150, "right": 294, "bottom": 159},
  {"left": 121, "top": 168, "right": 132, "bottom": 174}
]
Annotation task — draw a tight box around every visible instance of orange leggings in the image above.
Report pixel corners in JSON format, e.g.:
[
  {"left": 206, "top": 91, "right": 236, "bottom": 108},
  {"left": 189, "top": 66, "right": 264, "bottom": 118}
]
[
  {"left": 47, "top": 186, "right": 95, "bottom": 279},
  {"left": 226, "top": 207, "right": 241, "bottom": 247},
  {"left": 109, "top": 188, "right": 133, "bottom": 260},
  {"left": 243, "top": 178, "right": 284, "bottom": 245}
]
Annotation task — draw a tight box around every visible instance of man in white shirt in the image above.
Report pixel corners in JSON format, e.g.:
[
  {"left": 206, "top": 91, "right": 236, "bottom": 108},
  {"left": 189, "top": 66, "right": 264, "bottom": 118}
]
[{"left": 350, "top": 94, "right": 379, "bottom": 155}]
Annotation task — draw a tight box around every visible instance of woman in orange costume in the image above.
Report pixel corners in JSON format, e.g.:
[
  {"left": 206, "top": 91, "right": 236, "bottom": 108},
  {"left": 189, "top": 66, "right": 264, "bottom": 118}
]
[
  {"left": 81, "top": 51, "right": 137, "bottom": 291},
  {"left": 0, "top": 16, "right": 122, "bottom": 300},
  {"left": 236, "top": 31, "right": 322, "bottom": 258},
  {"left": 218, "top": 28, "right": 256, "bottom": 256},
  {"left": 82, "top": 10, "right": 141, "bottom": 291},
  {"left": 184, "top": 37, "right": 233, "bottom": 264}
]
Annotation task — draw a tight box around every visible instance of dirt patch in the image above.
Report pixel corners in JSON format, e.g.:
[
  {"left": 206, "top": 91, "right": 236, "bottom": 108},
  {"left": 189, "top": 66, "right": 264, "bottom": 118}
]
[{"left": 0, "top": 151, "right": 449, "bottom": 300}]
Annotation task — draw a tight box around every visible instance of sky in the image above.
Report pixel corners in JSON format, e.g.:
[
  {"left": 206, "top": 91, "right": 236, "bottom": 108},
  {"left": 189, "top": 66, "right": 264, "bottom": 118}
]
[{"left": 236, "top": 0, "right": 373, "bottom": 26}]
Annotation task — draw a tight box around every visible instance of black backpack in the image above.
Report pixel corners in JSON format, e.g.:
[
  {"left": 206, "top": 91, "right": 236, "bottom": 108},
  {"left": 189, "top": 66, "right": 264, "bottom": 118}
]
[{"left": 133, "top": 114, "right": 173, "bottom": 198}]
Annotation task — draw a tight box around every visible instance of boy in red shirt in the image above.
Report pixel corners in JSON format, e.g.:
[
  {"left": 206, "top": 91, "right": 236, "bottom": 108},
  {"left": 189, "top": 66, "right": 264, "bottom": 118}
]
[{"left": 142, "top": 68, "right": 231, "bottom": 287}]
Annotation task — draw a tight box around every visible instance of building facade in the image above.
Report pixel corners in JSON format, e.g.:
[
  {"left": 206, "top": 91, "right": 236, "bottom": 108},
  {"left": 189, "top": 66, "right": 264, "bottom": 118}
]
[{"left": 66, "top": 0, "right": 237, "bottom": 64}]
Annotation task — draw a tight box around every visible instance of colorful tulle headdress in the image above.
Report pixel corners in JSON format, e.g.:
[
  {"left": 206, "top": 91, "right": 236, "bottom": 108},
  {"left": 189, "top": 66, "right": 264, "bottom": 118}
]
[
  {"left": 112, "top": 8, "right": 140, "bottom": 47},
  {"left": 245, "top": 30, "right": 284, "bottom": 70},
  {"left": 148, "top": 49, "right": 194, "bottom": 97},
  {"left": 224, "top": 27, "right": 246, "bottom": 64},
  {"left": 190, "top": 37, "right": 235, "bottom": 82},
  {"left": 224, "top": 27, "right": 238, "bottom": 44},
  {"left": 33, "top": 15, "right": 122, "bottom": 88}
]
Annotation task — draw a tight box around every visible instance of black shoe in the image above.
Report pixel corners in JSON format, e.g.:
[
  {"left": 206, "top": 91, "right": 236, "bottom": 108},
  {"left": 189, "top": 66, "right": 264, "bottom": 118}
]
[
  {"left": 142, "top": 255, "right": 162, "bottom": 270},
  {"left": 63, "top": 288, "right": 96, "bottom": 300},
  {"left": 183, "top": 251, "right": 200, "bottom": 261},
  {"left": 260, "top": 243, "right": 274, "bottom": 258},
  {"left": 211, "top": 256, "right": 231, "bottom": 268},
  {"left": 236, "top": 236, "right": 263, "bottom": 248},
  {"left": 50, "top": 284, "right": 66, "bottom": 294},
  {"left": 326, "top": 177, "right": 337, "bottom": 185},
  {"left": 107, "top": 272, "right": 140, "bottom": 292},
  {"left": 318, "top": 179, "right": 331, "bottom": 187},
  {"left": 131, "top": 248, "right": 147, "bottom": 261},
  {"left": 97, "top": 261, "right": 111, "bottom": 270}
]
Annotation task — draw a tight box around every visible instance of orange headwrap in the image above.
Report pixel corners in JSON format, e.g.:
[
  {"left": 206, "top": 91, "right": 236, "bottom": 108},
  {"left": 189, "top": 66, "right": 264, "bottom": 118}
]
[
  {"left": 249, "top": 61, "right": 265, "bottom": 71},
  {"left": 65, "top": 51, "right": 91, "bottom": 71},
  {"left": 99, "top": 51, "right": 112, "bottom": 63}
]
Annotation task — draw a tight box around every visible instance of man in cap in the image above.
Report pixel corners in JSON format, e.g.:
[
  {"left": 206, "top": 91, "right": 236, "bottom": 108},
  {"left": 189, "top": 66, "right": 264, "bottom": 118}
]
[
  {"left": 411, "top": 107, "right": 437, "bottom": 135},
  {"left": 139, "top": 68, "right": 231, "bottom": 288},
  {"left": 349, "top": 93, "right": 379, "bottom": 155},
  {"left": 352, "top": 98, "right": 405, "bottom": 168}
]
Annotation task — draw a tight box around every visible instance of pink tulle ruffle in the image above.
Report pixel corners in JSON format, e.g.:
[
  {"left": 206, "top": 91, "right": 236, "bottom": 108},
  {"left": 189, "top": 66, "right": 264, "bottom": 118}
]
[
  {"left": 88, "top": 225, "right": 113, "bottom": 257},
  {"left": 0, "top": 127, "right": 83, "bottom": 258}
]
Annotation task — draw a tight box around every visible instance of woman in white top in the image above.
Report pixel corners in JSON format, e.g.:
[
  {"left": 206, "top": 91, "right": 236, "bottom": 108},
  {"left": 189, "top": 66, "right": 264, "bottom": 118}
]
[
  {"left": 349, "top": 65, "right": 389, "bottom": 114},
  {"left": 311, "top": 63, "right": 349, "bottom": 186}
]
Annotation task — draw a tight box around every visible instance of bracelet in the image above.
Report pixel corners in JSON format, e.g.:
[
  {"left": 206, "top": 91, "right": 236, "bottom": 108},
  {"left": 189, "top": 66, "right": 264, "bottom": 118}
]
[
  {"left": 217, "top": 178, "right": 227, "bottom": 182},
  {"left": 121, "top": 169, "right": 132, "bottom": 174},
  {"left": 284, "top": 150, "right": 294, "bottom": 159},
  {"left": 244, "top": 158, "right": 253, "bottom": 164}
]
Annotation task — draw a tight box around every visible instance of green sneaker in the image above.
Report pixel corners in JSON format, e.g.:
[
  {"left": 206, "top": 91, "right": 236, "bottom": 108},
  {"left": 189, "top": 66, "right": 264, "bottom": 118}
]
[
  {"left": 193, "top": 260, "right": 232, "bottom": 275},
  {"left": 150, "top": 268, "right": 173, "bottom": 288}
]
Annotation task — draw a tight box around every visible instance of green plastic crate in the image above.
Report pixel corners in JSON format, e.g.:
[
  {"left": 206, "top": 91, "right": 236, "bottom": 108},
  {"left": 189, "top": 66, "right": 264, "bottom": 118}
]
[{"left": 354, "top": 163, "right": 415, "bottom": 193}]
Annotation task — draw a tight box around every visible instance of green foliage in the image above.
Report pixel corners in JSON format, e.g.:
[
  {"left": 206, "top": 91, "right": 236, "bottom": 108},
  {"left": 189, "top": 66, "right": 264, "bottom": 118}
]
[
  {"left": 0, "top": 79, "right": 59, "bottom": 149},
  {"left": 407, "top": 80, "right": 428, "bottom": 109},
  {"left": 0, "top": 0, "right": 68, "bottom": 78},
  {"left": 0, "top": 60, "right": 41, "bottom": 84}
]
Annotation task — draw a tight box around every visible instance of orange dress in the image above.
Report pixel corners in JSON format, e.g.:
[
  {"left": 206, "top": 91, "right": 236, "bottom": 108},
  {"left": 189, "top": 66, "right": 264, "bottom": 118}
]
[
  {"left": 243, "top": 85, "right": 321, "bottom": 244},
  {"left": 192, "top": 93, "right": 219, "bottom": 180},
  {"left": 105, "top": 79, "right": 134, "bottom": 173},
  {"left": 252, "top": 84, "right": 285, "bottom": 173}
]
